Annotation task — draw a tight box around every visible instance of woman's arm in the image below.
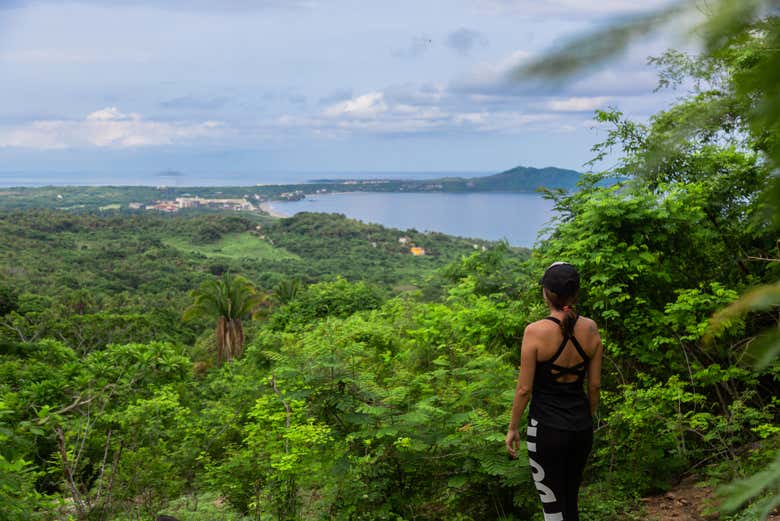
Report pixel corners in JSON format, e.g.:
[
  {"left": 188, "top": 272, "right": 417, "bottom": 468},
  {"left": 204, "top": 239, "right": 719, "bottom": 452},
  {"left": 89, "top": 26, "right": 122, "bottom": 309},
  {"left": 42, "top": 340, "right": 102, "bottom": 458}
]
[
  {"left": 506, "top": 324, "right": 538, "bottom": 458},
  {"left": 587, "top": 322, "right": 603, "bottom": 417}
]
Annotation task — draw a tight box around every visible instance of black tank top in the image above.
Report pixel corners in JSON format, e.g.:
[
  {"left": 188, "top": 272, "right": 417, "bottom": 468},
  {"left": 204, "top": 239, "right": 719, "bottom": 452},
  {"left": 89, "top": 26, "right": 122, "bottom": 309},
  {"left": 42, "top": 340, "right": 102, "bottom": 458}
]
[{"left": 528, "top": 315, "right": 593, "bottom": 431}]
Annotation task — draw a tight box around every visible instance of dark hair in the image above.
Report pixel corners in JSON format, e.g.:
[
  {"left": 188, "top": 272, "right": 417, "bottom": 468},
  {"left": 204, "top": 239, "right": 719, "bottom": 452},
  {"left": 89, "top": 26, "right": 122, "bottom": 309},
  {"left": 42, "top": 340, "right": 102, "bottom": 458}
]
[
  {"left": 541, "top": 263, "right": 580, "bottom": 336},
  {"left": 544, "top": 288, "right": 579, "bottom": 336}
]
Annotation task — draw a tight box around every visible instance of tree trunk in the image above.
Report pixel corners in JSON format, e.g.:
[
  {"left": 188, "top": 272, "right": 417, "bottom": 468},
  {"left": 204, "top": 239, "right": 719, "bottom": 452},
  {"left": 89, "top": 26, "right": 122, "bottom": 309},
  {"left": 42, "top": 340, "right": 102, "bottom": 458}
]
[{"left": 216, "top": 316, "right": 244, "bottom": 364}]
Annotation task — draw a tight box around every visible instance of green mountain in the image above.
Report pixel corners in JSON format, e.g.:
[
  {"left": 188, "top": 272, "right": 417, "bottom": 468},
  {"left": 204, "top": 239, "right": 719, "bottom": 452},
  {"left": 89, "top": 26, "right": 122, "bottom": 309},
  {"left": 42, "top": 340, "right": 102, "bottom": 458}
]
[
  {"left": 309, "top": 165, "right": 583, "bottom": 194},
  {"left": 432, "top": 165, "right": 581, "bottom": 192}
]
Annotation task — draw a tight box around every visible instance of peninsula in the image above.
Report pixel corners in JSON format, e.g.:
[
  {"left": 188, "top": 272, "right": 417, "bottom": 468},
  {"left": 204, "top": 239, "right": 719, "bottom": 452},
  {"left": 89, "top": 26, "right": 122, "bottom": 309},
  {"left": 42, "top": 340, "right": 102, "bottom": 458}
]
[{"left": 0, "top": 165, "right": 582, "bottom": 212}]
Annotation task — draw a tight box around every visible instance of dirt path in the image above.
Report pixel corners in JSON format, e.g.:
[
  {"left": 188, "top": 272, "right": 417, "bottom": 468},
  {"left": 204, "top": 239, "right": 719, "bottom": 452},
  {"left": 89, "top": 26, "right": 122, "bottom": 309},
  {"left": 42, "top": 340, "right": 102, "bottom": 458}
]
[{"left": 642, "top": 475, "right": 780, "bottom": 521}]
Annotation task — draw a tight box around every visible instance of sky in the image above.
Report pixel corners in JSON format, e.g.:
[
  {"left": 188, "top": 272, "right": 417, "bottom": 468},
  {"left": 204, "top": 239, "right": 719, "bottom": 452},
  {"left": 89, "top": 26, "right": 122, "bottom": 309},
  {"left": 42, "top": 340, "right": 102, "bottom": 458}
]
[{"left": 0, "top": 0, "right": 685, "bottom": 179}]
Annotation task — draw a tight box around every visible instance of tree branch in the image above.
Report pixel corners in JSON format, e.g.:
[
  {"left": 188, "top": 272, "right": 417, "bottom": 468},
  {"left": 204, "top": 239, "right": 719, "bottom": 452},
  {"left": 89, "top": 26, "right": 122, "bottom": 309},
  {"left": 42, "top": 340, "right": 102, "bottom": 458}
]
[
  {"left": 270, "top": 374, "right": 291, "bottom": 454},
  {"left": 55, "top": 425, "right": 87, "bottom": 519}
]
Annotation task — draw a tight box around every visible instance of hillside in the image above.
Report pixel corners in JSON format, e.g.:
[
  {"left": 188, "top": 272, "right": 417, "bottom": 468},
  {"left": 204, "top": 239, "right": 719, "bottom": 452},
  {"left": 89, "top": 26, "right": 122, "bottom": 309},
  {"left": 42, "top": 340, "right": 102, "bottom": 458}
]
[
  {"left": 0, "top": 210, "right": 506, "bottom": 298},
  {"left": 443, "top": 165, "right": 581, "bottom": 191},
  {"left": 308, "top": 165, "right": 582, "bottom": 193}
]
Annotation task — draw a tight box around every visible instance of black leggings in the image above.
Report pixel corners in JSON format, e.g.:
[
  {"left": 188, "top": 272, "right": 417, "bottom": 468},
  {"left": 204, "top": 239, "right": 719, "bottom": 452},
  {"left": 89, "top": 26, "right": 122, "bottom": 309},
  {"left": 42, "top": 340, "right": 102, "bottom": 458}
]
[{"left": 526, "top": 418, "right": 593, "bottom": 521}]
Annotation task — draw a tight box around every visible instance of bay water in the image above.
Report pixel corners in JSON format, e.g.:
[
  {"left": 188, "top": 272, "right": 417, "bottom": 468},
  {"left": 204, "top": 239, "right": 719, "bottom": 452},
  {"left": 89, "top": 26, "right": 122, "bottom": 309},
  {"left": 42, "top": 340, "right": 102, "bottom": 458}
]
[
  {"left": 2, "top": 170, "right": 557, "bottom": 247},
  {"left": 268, "top": 191, "right": 556, "bottom": 248}
]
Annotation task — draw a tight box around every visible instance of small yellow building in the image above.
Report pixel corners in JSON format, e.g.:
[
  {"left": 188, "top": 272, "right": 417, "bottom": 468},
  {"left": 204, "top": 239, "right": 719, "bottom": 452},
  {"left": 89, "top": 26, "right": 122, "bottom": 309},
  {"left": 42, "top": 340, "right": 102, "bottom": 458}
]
[{"left": 410, "top": 247, "right": 426, "bottom": 256}]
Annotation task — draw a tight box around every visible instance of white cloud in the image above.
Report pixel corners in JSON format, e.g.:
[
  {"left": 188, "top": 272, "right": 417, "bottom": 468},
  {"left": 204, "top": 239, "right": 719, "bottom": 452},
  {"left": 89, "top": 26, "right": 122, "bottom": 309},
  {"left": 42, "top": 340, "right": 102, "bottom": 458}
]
[
  {"left": 0, "top": 107, "right": 224, "bottom": 149},
  {"left": 283, "top": 88, "right": 569, "bottom": 136},
  {"left": 323, "top": 92, "right": 388, "bottom": 119},
  {"left": 384, "top": 83, "right": 447, "bottom": 106},
  {"left": 453, "top": 111, "right": 559, "bottom": 132},
  {"left": 86, "top": 107, "right": 131, "bottom": 121},
  {"left": 317, "top": 92, "right": 448, "bottom": 134},
  {"left": 546, "top": 96, "right": 609, "bottom": 112}
]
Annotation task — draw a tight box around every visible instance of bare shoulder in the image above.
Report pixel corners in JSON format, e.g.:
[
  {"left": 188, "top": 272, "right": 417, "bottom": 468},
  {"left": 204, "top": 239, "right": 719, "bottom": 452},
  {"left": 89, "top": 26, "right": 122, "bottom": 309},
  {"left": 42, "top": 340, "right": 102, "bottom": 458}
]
[
  {"left": 577, "top": 316, "right": 600, "bottom": 335},
  {"left": 576, "top": 316, "right": 602, "bottom": 358},
  {"left": 525, "top": 318, "right": 558, "bottom": 335},
  {"left": 522, "top": 319, "right": 556, "bottom": 346}
]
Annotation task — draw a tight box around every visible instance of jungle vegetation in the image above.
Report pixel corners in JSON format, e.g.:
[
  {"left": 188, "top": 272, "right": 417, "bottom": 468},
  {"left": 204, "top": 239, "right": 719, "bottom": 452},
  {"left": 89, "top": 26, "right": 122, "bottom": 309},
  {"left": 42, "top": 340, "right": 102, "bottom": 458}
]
[{"left": 1, "top": 1, "right": 779, "bottom": 520}]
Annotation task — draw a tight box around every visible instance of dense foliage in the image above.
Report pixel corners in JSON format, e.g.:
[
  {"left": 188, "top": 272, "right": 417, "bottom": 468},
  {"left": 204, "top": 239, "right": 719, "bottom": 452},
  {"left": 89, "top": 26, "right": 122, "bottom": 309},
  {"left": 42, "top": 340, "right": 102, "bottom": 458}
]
[{"left": 1, "top": 4, "right": 779, "bottom": 520}]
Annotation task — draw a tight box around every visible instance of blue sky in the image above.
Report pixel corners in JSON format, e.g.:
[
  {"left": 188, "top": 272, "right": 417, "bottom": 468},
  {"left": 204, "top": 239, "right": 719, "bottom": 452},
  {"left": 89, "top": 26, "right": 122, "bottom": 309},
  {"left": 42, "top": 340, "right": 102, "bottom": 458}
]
[{"left": 0, "top": 0, "right": 681, "bottom": 178}]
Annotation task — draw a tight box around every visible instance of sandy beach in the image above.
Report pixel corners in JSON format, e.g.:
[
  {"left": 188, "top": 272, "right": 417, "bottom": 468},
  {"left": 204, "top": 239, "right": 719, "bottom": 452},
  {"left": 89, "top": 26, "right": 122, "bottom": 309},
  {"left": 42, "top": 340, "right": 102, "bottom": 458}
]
[{"left": 259, "top": 201, "right": 289, "bottom": 218}]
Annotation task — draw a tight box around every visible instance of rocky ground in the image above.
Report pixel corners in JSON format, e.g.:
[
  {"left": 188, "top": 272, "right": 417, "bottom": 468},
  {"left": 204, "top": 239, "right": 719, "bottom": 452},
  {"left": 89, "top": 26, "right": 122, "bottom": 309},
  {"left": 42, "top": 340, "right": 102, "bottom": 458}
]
[{"left": 642, "top": 475, "right": 779, "bottom": 521}]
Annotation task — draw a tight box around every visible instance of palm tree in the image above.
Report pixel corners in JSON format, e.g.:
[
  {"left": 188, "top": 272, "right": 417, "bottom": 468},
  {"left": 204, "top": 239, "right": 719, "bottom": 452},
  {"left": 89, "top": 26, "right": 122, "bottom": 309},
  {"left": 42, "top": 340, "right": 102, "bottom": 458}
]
[
  {"left": 272, "top": 278, "right": 303, "bottom": 305},
  {"left": 183, "top": 273, "right": 264, "bottom": 364}
]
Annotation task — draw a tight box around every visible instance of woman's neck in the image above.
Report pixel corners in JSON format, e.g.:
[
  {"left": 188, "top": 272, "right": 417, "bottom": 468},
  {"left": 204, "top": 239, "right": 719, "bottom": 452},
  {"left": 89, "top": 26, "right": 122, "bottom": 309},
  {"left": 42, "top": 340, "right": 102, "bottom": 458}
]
[{"left": 547, "top": 306, "right": 567, "bottom": 317}]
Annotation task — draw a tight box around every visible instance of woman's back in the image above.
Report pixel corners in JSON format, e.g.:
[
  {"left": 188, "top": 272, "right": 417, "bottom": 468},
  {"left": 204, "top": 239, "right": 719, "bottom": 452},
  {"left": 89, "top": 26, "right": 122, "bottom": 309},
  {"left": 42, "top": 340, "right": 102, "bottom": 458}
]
[
  {"left": 532, "top": 314, "right": 600, "bottom": 375},
  {"left": 528, "top": 314, "right": 599, "bottom": 432}
]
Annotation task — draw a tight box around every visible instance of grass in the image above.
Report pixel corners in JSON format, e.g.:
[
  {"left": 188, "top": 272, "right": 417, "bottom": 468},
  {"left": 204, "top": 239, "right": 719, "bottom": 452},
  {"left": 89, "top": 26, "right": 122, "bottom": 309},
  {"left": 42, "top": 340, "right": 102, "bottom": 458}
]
[{"left": 164, "top": 232, "right": 300, "bottom": 261}]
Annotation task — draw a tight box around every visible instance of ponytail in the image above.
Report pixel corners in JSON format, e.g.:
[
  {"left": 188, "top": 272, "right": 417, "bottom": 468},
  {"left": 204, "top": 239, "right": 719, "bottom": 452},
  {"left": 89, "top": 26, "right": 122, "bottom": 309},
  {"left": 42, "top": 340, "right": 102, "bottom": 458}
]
[
  {"left": 544, "top": 288, "right": 578, "bottom": 336},
  {"left": 560, "top": 305, "right": 577, "bottom": 337}
]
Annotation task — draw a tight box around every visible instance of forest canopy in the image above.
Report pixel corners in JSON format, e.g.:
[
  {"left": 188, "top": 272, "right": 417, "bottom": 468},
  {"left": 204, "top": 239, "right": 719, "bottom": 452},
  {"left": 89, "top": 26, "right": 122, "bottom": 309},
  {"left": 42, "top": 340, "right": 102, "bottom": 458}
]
[{"left": 1, "top": 1, "right": 779, "bottom": 520}]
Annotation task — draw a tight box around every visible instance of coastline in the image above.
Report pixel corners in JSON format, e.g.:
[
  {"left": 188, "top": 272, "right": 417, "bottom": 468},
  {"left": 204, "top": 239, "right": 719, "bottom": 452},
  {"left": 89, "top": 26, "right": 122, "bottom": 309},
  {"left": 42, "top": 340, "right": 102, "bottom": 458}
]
[{"left": 259, "top": 201, "right": 289, "bottom": 218}]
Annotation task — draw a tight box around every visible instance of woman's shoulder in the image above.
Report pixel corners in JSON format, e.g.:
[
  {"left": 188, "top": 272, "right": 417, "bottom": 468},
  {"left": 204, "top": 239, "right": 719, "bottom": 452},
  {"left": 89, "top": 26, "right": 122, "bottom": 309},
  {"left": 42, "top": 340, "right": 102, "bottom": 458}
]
[
  {"left": 576, "top": 315, "right": 598, "bottom": 331},
  {"left": 527, "top": 315, "right": 598, "bottom": 329},
  {"left": 574, "top": 316, "right": 602, "bottom": 354},
  {"left": 525, "top": 317, "right": 560, "bottom": 333}
]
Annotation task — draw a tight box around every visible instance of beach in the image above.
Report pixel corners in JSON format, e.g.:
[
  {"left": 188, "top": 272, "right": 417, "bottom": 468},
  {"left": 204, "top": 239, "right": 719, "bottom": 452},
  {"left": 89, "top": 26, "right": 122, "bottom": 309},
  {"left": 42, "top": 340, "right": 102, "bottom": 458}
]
[{"left": 259, "top": 201, "right": 289, "bottom": 218}]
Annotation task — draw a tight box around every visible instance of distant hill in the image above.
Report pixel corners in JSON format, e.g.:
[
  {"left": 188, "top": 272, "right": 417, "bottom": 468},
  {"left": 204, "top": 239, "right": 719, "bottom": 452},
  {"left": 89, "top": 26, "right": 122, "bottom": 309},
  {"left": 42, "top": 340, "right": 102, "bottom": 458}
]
[
  {"left": 308, "top": 165, "right": 582, "bottom": 194},
  {"left": 430, "top": 165, "right": 581, "bottom": 192}
]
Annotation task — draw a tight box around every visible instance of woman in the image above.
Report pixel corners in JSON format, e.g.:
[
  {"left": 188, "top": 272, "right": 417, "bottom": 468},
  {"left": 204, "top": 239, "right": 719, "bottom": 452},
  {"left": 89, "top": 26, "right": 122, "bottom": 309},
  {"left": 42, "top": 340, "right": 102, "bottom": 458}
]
[{"left": 505, "top": 262, "right": 603, "bottom": 521}]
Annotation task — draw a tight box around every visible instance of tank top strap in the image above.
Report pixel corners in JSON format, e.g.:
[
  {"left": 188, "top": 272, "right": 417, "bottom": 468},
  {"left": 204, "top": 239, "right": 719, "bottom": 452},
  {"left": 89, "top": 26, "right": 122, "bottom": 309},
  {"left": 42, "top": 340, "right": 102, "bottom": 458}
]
[
  {"left": 570, "top": 335, "right": 590, "bottom": 362},
  {"left": 541, "top": 315, "right": 589, "bottom": 365},
  {"left": 541, "top": 317, "right": 568, "bottom": 364}
]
